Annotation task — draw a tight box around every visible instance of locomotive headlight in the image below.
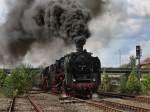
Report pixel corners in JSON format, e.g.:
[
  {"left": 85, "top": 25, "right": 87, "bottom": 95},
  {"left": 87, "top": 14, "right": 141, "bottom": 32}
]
[
  {"left": 73, "top": 79, "right": 76, "bottom": 82},
  {"left": 93, "top": 79, "right": 96, "bottom": 82}
]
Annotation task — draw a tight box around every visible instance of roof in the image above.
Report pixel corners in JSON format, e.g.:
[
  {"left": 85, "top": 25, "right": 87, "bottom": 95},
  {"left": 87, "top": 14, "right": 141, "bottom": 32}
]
[{"left": 141, "top": 58, "right": 150, "bottom": 66}]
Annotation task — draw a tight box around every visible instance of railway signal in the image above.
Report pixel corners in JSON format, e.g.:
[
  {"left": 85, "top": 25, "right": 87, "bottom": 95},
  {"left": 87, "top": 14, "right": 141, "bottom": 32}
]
[
  {"left": 136, "top": 45, "right": 142, "bottom": 79},
  {"left": 136, "top": 45, "right": 142, "bottom": 59}
]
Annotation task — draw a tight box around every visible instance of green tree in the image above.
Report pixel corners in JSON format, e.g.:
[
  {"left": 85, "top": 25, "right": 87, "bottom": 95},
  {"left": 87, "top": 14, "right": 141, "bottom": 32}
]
[
  {"left": 120, "top": 64, "right": 129, "bottom": 68},
  {"left": 126, "top": 68, "right": 142, "bottom": 95},
  {"left": 3, "top": 76, "right": 14, "bottom": 96},
  {"left": 0, "top": 69, "right": 7, "bottom": 87},
  {"left": 120, "top": 75, "right": 128, "bottom": 93},
  {"left": 3, "top": 65, "right": 36, "bottom": 97},
  {"left": 129, "top": 56, "right": 136, "bottom": 68},
  {"left": 141, "top": 73, "right": 150, "bottom": 95},
  {"left": 100, "top": 70, "right": 111, "bottom": 92},
  {"left": 119, "top": 56, "right": 136, "bottom": 68}
]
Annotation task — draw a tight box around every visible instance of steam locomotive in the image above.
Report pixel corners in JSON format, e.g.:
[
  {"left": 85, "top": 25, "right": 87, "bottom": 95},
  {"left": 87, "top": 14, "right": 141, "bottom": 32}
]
[{"left": 41, "top": 49, "right": 101, "bottom": 98}]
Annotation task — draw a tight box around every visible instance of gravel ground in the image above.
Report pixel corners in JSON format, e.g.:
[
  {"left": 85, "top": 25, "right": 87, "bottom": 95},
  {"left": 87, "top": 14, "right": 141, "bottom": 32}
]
[
  {"left": 30, "top": 93, "right": 73, "bottom": 112},
  {"left": 30, "top": 93, "right": 104, "bottom": 112},
  {"left": 63, "top": 103, "right": 104, "bottom": 112},
  {"left": 14, "top": 97, "right": 36, "bottom": 112},
  {"left": 104, "top": 98, "right": 150, "bottom": 110},
  {"left": 0, "top": 97, "right": 11, "bottom": 111}
]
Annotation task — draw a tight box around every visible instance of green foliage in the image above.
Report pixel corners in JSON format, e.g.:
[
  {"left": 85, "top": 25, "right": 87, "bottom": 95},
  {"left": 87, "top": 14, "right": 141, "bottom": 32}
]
[
  {"left": 0, "top": 88, "right": 4, "bottom": 97},
  {"left": 0, "top": 69, "right": 7, "bottom": 87},
  {"left": 120, "top": 75, "right": 128, "bottom": 93},
  {"left": 3, "top": 65, "right": 36, "bottom": 97},
  {"left": 126, "top": 68, "right": 142, "bottom": 95},
  {"left": 99, "top": 70, "right": 111, "bottom": 92},
  {"left": 120, "top": 64, "right": 129, "bottom": 68},
  {"left": 141, "top": 73, "right": 150, "bottom": 95},
  {"left": 111, "top": 85, "right": 119, "bottom": 92},
  {"left": 3, "top": 76, "right": 14, "bottom": 96},
  {"left": 119, "top": 56, "right": 136, "bottom": 68},
  {"left": 119, "top": 56, "right": 141, "bottom": 94},
  {"left": 129, "top": 56, "right": 136, "bottom": 68}
]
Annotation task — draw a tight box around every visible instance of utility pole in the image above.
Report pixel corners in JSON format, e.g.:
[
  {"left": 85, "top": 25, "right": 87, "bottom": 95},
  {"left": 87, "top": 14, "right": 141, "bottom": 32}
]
[{"left": 136, "top": 45, "right": 142, "bottom": 79}]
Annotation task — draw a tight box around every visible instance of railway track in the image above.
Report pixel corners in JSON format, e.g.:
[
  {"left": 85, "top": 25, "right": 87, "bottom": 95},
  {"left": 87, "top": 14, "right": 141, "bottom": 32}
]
[
  {"left": 99, "top": 92, "right": 150, "bottom": 104},
  {"left": 4, "top": 92, "right": 149, "bottom": 112},
  {"left": 30, "top": 92, "right": 105, "bottom": 112},
  {"left": 95, "top": 100, "right": 150, "bottom": 112},
  {"left": 9, "top": 96, "right": 36, "bottom": 112},
  {"left": 41, "top": 92, "right": 150, "bottom": 112},
  {"left": 29, "top": 93, "right": 76, "bottom": 112},
  {"left": 0, "top": 97, "right": 12, "bottom": 111},
  {"left": 60, "top": 96, "right": 150, "bottom": 112},
  {"left": 60, "top": 97, "right": 122, "bottom": 112},
  {"left": 133, "top": 96, "right": 150, "bottom": 104}
]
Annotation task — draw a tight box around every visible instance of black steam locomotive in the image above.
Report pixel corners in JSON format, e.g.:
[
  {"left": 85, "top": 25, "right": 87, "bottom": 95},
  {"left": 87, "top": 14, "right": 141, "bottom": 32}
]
[{"left": 41, "top": 49, "right": 101, "bottom": 98}]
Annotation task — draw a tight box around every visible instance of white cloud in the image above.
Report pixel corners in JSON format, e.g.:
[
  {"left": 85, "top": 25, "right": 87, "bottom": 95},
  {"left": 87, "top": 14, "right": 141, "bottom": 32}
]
[
  {"left": 85, "top": 0, "right": 150, "bottom": 67},
  {"left": 0, "top": 0, "right": 8, "bottom": 24},
  {"left": 128, "top": 0, "right": 150, "bottom": 16},
  {"left": 140, "top": 40, "right": 150, "bottom": 59},
  {"left": 86, "top": 0, "right": 128, "bottom": 48},
  {"left": 121, "top": 40, "right": 150, "bottom": 65}
]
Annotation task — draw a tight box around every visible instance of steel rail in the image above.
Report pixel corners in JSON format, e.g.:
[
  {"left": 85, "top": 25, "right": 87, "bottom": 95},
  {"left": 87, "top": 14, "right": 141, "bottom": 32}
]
[
  {"left": 135, "top": 96, "right": 150, "bottom": 104},
  {"left": 60, "top": 96, "right": 150, "bottom": 112},
  {"left": 27, "top": 96, "right": 43, "bottom": 112},
  {"left": 99, "top": 92, "right": 150, "bottom": 104},
  {"left": 8, "top": 97, "right": 16, "bottom": 112},
  {"left": 86, "top": 100, "right": 123, "bottom": 112},
  {"left": 96, "top": 100, "right": 150, "bottom": 112},
  {"left": 59, "top": 97, "right": 123, "bottom": 112}
]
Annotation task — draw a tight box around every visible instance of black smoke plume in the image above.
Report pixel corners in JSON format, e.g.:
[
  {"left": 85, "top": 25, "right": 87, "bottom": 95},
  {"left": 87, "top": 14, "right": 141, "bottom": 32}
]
[{"left": 1, "top": 0, "right": 103, "bottom": 67}]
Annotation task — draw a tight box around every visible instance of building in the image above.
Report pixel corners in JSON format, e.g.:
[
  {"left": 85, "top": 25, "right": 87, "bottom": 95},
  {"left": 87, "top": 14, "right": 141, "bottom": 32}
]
[{"left": 141, "top": 58, "right": 150, "bottom": 68}]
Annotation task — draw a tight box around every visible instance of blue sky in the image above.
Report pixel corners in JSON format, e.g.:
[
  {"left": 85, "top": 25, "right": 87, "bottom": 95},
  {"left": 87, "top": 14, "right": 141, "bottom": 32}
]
[
  {"left": 0, "top": 0, "right": 150, "bottom": 67},
  {"left": 85, "top": 0, "right": 150, "bottom": 67}
]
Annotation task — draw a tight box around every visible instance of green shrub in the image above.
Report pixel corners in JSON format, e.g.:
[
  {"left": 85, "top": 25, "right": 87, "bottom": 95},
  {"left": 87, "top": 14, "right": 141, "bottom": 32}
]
[
  {"left": 0, "top": 69, "right": 7, "bottom": 87},
  {"left": 141, "top": 73, "right": 150, "bottom": 95},
  {"left": 120, "top": 75, "right": 128, "bottom": 93},
  {"left": 111, "top": 85, "right": 119, "bottom": 92},
  {"left": 3, "top": 65, "right": 36, "bottom": 97},
  {"left": 129, "top": 56, "right": 136, "bottom": 68},
  {"left": 126, "top": 68, "right": 142, "bottom": 95},
  {"left": 99, "top": 70, "right": 111, "bottom": 92},
  {"left": 3, "top": 76, "right": 14, "bottom": 96}
]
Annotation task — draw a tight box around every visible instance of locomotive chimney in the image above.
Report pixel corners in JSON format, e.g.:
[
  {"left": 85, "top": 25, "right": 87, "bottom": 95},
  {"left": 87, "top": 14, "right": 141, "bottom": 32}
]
[{"left": 75, "top": 37, "right": 86, "bottom": 52}]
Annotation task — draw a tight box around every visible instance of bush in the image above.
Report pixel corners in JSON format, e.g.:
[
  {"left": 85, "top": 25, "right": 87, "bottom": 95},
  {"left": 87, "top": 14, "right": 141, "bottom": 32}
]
[
  {"left": 3, "top": 65, "right": 36, "bottom": 97},
  {"left": 126, "top": 68, "right": 142, "bottom": 95},
  {"left": 0, "top": 69, "right": 7, "bottom": 87},
  {"left": 120, "top": 75, "right": 128, "bottom": 93},
  {"left": 141, "top": 73, "right": 150, "bottom": 95},
  {"left": 99, "top": 70, "right": 111, "bottom": 92}
]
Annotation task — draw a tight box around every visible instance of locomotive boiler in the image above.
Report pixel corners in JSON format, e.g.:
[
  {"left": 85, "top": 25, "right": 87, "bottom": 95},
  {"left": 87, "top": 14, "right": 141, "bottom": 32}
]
[{"left": 41, "top": 38, "right": 101, "bottom": 98}]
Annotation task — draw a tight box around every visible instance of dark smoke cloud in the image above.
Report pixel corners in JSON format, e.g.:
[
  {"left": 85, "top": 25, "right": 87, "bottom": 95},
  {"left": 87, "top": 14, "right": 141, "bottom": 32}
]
[
  {"left": 80, "top": 0, "right": 104, "bottom": 17},
  {"left": 1, "top": 0, "right": 104, "bottom": 67}
]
